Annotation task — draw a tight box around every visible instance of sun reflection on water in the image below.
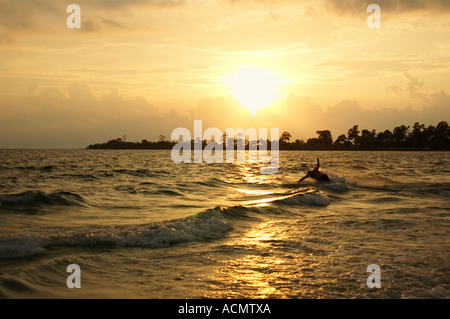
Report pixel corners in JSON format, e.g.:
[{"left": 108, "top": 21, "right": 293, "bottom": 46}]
[
  {"left": 203, "top": 154, "right": 324, "bottom": 298},
  {"left": 222, "top": 151, "right": 279, "bottom": 185},
  {"left": 205, "top": 221, "right": 301, "bottom": 298}
]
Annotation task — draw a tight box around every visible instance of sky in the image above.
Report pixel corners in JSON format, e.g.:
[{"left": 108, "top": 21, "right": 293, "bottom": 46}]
[{"left": 0, "top": 0, "right": 449, "bottom": 148}]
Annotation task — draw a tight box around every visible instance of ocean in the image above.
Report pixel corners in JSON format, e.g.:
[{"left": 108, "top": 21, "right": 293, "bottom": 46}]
[{"left": 0, "top": 149, "right": 449, "bottom": 299}]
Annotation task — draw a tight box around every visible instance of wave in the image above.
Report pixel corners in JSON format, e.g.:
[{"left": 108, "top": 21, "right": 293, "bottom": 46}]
[
  {"left": 321, "top": 182, "right": 350, "bottom": 192},
  {"left": 157, "top": 189, "right": 184, "bottom": 196},
  {"left": 56, "top": 208, "right": 232, "bottom": 249},
  {"left": 194, "top": 178, "right": 225, "bottom": 187},
  {"left": 112, "top": 168, "right": 171, "bottom": 178},
  {"left": 118, "top": 185, "right": 184, "bottom": 196},
  {"left": 0, "top": 191, "right": 85, "bottom": 208},
  {"left": 15, "top": 165, "right": 56, "bottom": 172},
  {"left": 277, "top": 190, "right": 330, "bottom": 206},
  {"left": 113, "top": 168, "right": 154, "bottom": 177},
  {"left": 0, "top": 236, "right": 47, "bottom": 258},
  {"left": 115, "top": 185, "right": 138, "bottom": 194},
  {"left": 0, "top": 188, "right": 332, "bottom": 258},
  {"left": 346, "top": 176, "right": 450, "bottom": 195},
  {"left": 60, "top": 173, "right": 97, "bottom": 180},
  {"left": 0, "top": 208, "right": 233, "bottom": 259},
  {"left": 139, "top": 181, "right": 155, "bottom": 185}
]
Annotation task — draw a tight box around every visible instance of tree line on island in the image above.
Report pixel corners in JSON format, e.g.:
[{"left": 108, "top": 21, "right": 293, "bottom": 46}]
[{"left": 87, "top": 121, "right": 450, "bottom": 151}]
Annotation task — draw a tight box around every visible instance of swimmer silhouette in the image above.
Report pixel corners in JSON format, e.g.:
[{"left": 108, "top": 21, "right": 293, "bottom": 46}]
[{"left": 298, "top": 158, "right": 331, "bottom": 183}]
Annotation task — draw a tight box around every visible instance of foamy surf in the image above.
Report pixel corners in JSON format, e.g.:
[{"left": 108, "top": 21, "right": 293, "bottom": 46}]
[
  {"left": 0, "top": 208, "right": 233, "bottom": 259},
  {"left": 0, "top": 188, "right": 331, "bottom": 259},
  {"left": 0, "top": 236, "right": 47, "bottom": 259}
]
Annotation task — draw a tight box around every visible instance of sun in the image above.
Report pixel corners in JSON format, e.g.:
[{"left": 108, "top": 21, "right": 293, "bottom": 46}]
[{"left": 223, "top": 67, "right": 284, "bottom": 116}]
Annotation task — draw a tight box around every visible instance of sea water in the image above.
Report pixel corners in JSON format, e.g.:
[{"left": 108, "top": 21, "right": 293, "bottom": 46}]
[{"left": 0, "top": 150, "right": 448, "bottom": 298}]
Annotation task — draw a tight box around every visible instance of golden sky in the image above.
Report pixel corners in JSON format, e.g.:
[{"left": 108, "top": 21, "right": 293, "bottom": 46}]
[{"left": 0, "top": 0, "right": 449, "bottom": 148}]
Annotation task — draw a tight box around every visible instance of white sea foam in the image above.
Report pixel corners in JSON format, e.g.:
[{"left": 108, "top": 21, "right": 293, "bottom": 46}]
[
  {"left": 0, "top": 236, "right": 47, "bottom": 259},
  {"left": 0, "top": 209, "right": 233, "bottom": 258}
]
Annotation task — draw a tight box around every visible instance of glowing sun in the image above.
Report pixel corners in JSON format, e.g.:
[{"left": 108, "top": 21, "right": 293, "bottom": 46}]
[{"left": 224, "top": 67, "right": 284, "bottom": 116}]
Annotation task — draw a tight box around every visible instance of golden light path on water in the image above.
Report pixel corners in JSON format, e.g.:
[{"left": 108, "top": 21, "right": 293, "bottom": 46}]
[
  {"left": 204, "top": 215, "right": 343, "bottom": 299},
  {"left": 205, "top": 221, "right": 288, "bottom": 298},
  {"left": 201, "top": 155, "right": 357, "bottom": 298},
  {"left": 204, "top": 160, "right": 313, "bottom": 298}
]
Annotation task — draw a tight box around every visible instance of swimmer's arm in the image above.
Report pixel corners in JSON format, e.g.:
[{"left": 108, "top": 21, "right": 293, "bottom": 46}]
[
  {"left": 298, "top": 174, "right": 309, "bottom": 183},
  {"left": 315, "top": 158, "right": 320, "bottom": 170}
]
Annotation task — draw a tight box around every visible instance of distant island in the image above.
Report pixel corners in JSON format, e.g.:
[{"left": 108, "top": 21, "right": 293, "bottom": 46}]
[{"left": 87, "top": 121, "right": 450, "bottom": 151}]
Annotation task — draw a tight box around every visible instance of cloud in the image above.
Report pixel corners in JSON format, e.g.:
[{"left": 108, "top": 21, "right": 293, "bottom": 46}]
[
  {"left": 386, "top": 73, "right": 431, "bottom": 102},
  {"left": 0, "top": 82, "right": 182, "bottom": 148},
  {"left": 0, "top": 0, "right": 186, "bottom": 40},
  {"left": 0, "top": 0, "right": 57, "bottom": 31},
  {"left": 259, "top": 92, "right": 449, "bottom": 141},
  {"left": 386, "top": 85, "right": 403, "bottom": 95},
  {"left": 319, "top": 92, "right": 450, "bottom": 137},
  {"left": 86, "top": 0, "right": 186, "bottom": 9},
  {"left": 404, "top": 73, "right": 429, "bottom": 101},
  {"left": 1, "top": 84, "right": 448, "bottom": 148},
  {"left": 101, "top": 18, "right": 126, "bottom": 29},
  {"left": 194, "top": 95, "right": 254, "bottom": 130},
  {"left": 326, "top": 0, "right": 450, "bottom": 15},
  {"left": 225, "top": 0, "right": 450, "bottom": 14}
]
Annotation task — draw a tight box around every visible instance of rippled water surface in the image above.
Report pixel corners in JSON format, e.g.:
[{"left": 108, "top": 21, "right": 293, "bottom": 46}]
[{"left": 0, "top": 150, "right": 449, "bottom": 298}]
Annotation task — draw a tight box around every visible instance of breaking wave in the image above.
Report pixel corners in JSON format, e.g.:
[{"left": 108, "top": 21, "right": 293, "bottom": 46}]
[{"left": 0, "top": 188, "right": 330, "bottom": 259}]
